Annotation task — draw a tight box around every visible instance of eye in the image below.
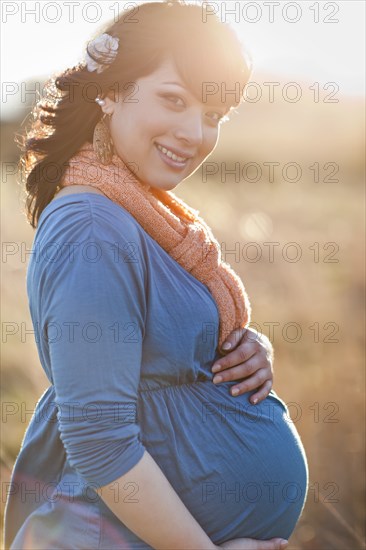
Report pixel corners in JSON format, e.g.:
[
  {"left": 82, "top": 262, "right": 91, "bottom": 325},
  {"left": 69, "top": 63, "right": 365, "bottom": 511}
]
[
  {"left": 161, "top": 93, "right": 185, "bottom": 107},
  {"left": 206, "top": 111, "right": 228, "bottom": 124}
]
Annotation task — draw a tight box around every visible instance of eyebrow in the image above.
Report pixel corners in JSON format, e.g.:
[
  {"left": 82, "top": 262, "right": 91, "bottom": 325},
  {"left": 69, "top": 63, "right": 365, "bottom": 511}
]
[{"left": 162, "top": 81, "right": 186, "bottom": 89}]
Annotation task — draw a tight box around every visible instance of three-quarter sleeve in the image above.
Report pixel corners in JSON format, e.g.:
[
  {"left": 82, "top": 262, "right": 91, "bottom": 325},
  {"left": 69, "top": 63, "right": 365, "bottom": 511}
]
[{"left": 40, "top": 201, "right": 147, "bottom": 488}]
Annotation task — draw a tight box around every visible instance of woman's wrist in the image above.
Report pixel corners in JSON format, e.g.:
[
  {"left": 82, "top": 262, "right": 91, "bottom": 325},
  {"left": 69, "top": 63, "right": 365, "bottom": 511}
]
[{"left": 96, "top": 451, "right": 218, "bottom": 550}]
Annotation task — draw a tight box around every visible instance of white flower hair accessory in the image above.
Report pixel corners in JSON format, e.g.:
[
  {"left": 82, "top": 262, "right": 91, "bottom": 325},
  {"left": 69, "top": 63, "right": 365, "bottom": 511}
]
[{"left": 85, "top": 33, "right": 119, "bottom": 74}]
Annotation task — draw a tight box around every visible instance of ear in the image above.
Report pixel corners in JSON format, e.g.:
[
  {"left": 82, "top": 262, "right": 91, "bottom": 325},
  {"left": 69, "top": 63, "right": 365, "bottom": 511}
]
[{"left": 99, "top": 94, "right": 115, "bottom": 116}]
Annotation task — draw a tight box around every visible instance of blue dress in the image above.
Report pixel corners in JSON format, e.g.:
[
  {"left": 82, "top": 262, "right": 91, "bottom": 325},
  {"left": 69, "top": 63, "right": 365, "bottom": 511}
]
[{"left": 4, "top": 193, "right": 309, "bottom": 549}]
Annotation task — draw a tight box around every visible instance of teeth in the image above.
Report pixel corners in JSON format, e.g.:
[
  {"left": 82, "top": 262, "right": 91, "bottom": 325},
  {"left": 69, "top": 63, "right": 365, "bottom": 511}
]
[{"left": 157, "top": 144, "right": 187, "bottom": 163}]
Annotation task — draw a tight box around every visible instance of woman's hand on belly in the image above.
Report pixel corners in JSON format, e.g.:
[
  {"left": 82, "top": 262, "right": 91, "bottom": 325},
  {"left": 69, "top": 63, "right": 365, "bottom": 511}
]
[
  {"left": 215, "top": 536, "right": 288, "bottom": 550},
  {"left": 211, "top": 327, "right": 274, "bottom": 404}
]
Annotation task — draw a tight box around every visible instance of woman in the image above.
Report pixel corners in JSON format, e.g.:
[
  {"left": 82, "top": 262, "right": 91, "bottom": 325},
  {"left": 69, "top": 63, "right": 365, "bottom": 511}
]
[{"left": 4, "top": 2, "right": 308, "bottom": 549}]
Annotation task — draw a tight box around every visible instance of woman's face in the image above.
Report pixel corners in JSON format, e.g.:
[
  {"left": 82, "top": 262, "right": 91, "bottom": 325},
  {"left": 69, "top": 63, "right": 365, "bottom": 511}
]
[{"left": 101, "top": 57, "right": 227, "bottom": 190}]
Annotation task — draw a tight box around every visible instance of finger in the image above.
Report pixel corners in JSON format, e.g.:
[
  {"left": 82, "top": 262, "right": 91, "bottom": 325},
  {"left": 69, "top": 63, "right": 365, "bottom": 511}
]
[
  {"left": 252, "top": 538, "right": 289, "bottom": 550},
  {"left": 268, "top": 539, "right": 289, "bottom": 550},
  {"left": 273, "top": 538, "right": 289, "bottom": 550},
  {"left": 243, "top": 328, "right": 274, "bottom": 362},
  {"left": 226, "top": 537, "right": 288, "bottom": 550},
  {"left": 220, "top": 326, "right": 265, "bottom": 353},
  {"left": 228, "top": 368, "right": 269, "bottom": 397},
  {"left": 249, "top": 379, "right": 273, "bottom": 405},
  {"left": 212, "top": 344, "right": 257, "bottom": 373},
  {"left": 212, "top": 360, "right": 259, "bottom": 384},
  {"left": 220, "top": 327, "right": 247, "bottom": 351}
]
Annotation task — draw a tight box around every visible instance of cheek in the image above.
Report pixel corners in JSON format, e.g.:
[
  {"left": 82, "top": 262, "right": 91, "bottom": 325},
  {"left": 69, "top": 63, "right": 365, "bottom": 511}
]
[
  {"left": 202, "top": 130, "right": 219, "bottom": 156},
  {"left": 110, "top": 118, "right": 126, "bottom": 147}
]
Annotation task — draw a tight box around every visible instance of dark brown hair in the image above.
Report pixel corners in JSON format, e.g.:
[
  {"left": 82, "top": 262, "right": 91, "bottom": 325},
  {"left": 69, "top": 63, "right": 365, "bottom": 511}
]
[{"left": 18, "top": 0, "right": 253, "bottom": 228}]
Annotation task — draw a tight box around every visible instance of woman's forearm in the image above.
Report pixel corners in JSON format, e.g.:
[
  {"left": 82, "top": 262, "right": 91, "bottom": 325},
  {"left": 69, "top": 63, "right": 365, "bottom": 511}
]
[{"left": 96, "top": 450, "right": 216, "bottom": 550}]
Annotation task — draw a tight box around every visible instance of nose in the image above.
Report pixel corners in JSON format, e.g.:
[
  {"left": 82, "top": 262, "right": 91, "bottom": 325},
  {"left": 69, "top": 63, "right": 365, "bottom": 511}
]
[{"left": 174, "top": 109, "right": 204, "bottom": 148}]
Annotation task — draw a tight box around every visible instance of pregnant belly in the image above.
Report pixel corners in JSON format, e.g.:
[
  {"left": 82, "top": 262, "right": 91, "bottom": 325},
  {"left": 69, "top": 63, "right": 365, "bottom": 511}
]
[{"left": 138, "top": 381, "right": 308, "bottom": 544}]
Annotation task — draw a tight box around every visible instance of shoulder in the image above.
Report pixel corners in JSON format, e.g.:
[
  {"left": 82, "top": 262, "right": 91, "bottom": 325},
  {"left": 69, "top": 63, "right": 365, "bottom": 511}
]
[
  {"left": 31, "top": 193, "right": 149, "bottom": 281},
  {"left": 37, "top": 192, "right": 147, "bottom": 249}
]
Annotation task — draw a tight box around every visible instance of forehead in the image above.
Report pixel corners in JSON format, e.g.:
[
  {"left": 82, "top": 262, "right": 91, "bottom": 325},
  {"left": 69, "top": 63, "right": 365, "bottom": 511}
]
[{"left": 139, "top": 57, "right": 185, "bottom": 86}]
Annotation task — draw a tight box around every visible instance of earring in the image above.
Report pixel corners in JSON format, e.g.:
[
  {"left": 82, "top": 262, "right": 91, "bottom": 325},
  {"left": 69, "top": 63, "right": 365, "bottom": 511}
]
[{"left": 93, "top": 113, "right": 114, "bottom": 165}]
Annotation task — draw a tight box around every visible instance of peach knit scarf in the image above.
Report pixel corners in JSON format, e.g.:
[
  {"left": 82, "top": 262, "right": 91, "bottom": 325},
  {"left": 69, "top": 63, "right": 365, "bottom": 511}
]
[{"left": 59, "top": 141, "right": 251, "bottom": 350}]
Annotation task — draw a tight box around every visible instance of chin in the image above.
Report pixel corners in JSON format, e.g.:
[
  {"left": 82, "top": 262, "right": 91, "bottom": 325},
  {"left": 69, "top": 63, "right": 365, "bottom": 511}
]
[
  {"left": 149, "top": 180, "right": 180, "bottom": 192},
  {"left": 154, "top": 185, "right": 179, "bottom": 193},
  {"left": 165, "top": 181, "right": 180, "bottom": 190}
]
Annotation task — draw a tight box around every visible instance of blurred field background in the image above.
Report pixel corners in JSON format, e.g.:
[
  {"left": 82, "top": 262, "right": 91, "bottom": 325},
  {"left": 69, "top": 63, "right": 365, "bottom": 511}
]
[{"left": 1, "top": 1, "right": 365, "bottom": 549}]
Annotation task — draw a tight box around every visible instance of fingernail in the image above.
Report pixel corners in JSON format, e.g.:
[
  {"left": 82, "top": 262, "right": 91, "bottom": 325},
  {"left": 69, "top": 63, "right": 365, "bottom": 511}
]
[
  {"left": 280, "top": 540, "right": 288, "bottom": 549},
  {"left": 231, "top": 387, "right": 239, "bottom": 395},
  {"left": 221, "top": 342, "right": 231, "bottom": 350},
  {"left": 252, "top": 397, "right": 258, "bottom": 405},
  {"left": 211, "top": 364, "right": 221, "bottom": 373},
  {"left": 213, "top": 375, "right": 223, "bottom": 384}
]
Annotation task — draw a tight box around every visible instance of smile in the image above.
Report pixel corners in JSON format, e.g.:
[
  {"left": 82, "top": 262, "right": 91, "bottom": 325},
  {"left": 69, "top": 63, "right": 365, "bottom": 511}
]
[{"left": 155, "top": 143, "right": 189, "bottom": 164}]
